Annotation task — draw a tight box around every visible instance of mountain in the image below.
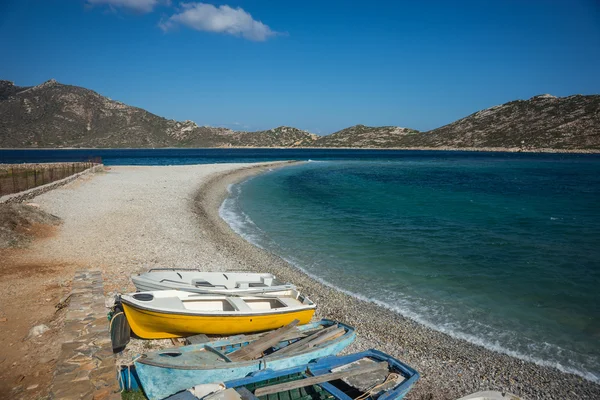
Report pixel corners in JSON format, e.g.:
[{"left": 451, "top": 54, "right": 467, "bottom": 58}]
[
  {"left": 1, "top": 79, "right": 599, "bottom": 151},
  {"left": 223, "top": 126, "right": 319, "bottom": 148},
  {"left": 311, "top": 95, "right": 600, "bottom": 151},
  {"left": 312, "top": 125, "right": 420, "bottom": 148},
  {"left": 402, "top": 94, "right": 600, "bottom": 151},
  {"left": 0, "top": 80, "right": 315, "bottom": 148}
]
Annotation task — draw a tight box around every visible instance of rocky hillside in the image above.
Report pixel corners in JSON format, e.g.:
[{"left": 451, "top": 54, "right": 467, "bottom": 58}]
[
  {"left": 312, "top": 95, "right": 600, "bottom": 150},
  {"left": 406, "top": 94, "right": 600, "bottom": 150},
  {"left": 224, "top": 126, "right": 318, "bottom": 148},
  {"left": 313, "top": 125, "right": 420, "bottom": 148},
  {"left": 0, "top": 80, "right": 315, "bottom": 148},
  {"left": 1, "top": 79, "right": 598, "bottom": 150}
]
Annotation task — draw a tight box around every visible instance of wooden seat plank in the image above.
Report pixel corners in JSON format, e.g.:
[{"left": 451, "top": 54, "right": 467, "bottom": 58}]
[
  {"left": 228, "top": 320, "right": 300, "bottom": 361},
  {"left": 253, "top": 362, "right": 390, "bottom": 397}
]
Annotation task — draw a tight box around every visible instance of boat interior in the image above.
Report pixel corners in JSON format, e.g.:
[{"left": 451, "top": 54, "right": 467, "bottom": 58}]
[
  {"left": 150, "top": 271, "right": 280, "bottom": 290},
  {"left": 206, "top": 357, "right": 404, "bottom": 400},
  {"left": 130, "top": 292, "right": 308, "bottom": 312},
  {"left": 145, "top": 322, "right": 350, "bottom": 366}
]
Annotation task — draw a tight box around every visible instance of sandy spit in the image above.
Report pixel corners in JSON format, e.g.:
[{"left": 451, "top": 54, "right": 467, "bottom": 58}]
[{"left": 194, "top": 163, "right": 600, "bottom": 400}]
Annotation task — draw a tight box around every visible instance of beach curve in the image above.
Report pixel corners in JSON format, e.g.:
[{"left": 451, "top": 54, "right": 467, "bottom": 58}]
[
  {"left": 195, "top": 161, "right": 600, "bottom": 400},
  {"left": 4, "top": 161, "right": 598, "bottom": 399}
]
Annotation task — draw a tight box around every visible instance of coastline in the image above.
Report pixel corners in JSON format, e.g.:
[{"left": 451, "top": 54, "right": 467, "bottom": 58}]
[
  {"left": 194, "top": 162, "right": 600, "bottom": 400},
  {"left": 1, "top": 146, "right": 599, "bottom": 154}
]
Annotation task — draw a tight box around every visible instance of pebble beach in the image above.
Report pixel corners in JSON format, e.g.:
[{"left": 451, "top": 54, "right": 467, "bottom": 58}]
[{"left": 25, "top": 162, "right": 600, "bottom": 400}]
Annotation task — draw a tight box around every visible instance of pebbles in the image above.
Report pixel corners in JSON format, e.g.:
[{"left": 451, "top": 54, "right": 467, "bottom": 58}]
[
  {"left": 195, "top": 163, "right": 600, "bottom": 400},
  {"left": 31, "top": 162, "right": 600, "bottom": 400}
]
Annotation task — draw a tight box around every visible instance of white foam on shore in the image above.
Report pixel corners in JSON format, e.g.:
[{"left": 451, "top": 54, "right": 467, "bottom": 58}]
[
  {"left": 219, "top": 180, "right": 600, "bottom": 384},
  {"left": 219, "top": 183, "right": 266, "bottom": 247}
]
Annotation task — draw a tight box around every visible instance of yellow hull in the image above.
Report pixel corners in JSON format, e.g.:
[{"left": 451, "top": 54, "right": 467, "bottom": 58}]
[{"left": 122, "top": 303, "right": 315, "bottom": 339}]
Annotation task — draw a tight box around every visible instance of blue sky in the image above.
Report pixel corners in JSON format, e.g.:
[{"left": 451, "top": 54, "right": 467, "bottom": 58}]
[{"left": 1, "top": 0, "right": 599, "bottom": 134}]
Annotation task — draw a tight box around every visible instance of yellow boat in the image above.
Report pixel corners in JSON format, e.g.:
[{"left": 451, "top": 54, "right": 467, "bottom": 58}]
[{"left": 118, "top": 289, "right": 316, "bottom": 339}]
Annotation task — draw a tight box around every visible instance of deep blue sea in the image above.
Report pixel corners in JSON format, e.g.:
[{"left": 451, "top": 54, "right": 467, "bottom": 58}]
[{"left": 2, "top": 149, "right": 599, "bottom": 381}]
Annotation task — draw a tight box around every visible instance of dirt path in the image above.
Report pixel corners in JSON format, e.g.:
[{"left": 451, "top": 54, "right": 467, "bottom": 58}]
[{"left": 0, "top": 238, "right": 83, "bottom": 399}]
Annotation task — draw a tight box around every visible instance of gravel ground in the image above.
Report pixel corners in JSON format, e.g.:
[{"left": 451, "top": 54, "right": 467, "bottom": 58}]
[
  {"left": 30, "top": 162, "right": 600, "bottom": 400},
  {"left": 30, "top": 164, "right": 276, "bottom": 293}
]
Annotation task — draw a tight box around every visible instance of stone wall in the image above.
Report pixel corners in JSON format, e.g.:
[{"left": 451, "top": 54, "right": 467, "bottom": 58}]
[
  {"left": 50, "top": 271, "right": 120, "bottom": 400},
  {"left": 0, "top": 164, "right": 104, "bottom": 204}
]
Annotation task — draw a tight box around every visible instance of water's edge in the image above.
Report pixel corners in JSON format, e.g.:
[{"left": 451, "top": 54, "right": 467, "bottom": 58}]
[{"left": 217, "top": 164, "right": 599, "bottom": 384}]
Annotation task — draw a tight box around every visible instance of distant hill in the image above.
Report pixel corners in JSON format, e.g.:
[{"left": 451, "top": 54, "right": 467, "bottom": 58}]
[
  {"left": 1, "top": 79, "right": 598, "bottom": 151},
  {"left": 0, "top": 80, "right": 314, "bottom": 148},
  {"left": 405, "top": 94, "right": 600, "bottom": 151},
  {"left": 226, "top": 126, "right": 319, "bottom": 148},
  {"left": 312, "top": 95, "right": 600, "bottom": 151},
  {"left": 312, "top": 125, "right": 420, "bottom": 148}
]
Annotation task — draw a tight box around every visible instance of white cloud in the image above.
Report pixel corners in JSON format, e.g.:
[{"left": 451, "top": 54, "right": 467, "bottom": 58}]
[
  {"left": 160, "top": 2, "right": 278, "bottom": 41},
  {"left": 86, "top": 0, "right": 166, "bottom": 13}
]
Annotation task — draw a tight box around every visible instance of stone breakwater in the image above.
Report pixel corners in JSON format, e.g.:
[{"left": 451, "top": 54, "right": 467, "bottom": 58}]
[
  {"left": 0, "top": 163, "right": 104, "bottom": 203},
  {"left": 194, "top": 163, "right": 600, "bottom": 400}
]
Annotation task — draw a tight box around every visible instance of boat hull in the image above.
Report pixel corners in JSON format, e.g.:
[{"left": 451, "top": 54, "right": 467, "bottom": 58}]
[
  {"left": 122, "top": 303, "right": 315, "bottom": 339},
  {"left": 135, "top": 320, "right": 355, "bottom": 400},
  {"left": 132, "top": 270, "right": 294, "bottom": 294}
]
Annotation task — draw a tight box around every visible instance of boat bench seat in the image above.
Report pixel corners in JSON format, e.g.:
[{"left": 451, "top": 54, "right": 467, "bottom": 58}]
[
  {"left": 277, "top": 297, "right": 302, "bottom": 308},
  {"left": 227, "top": 297, "right": 252, "bottom": 312},
  {"left": 151, "top": 296, "right": 184, "bottom": 310}
]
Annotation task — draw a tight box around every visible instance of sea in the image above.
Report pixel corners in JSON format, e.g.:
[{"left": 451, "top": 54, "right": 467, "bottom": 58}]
[{"left": 2, "top": 148, "right": 599, "bottom": 382}]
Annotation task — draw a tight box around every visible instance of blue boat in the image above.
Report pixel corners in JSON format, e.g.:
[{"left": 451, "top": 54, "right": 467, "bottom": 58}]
[
  {"left": 136, "top": 319, "right": 356, "bottom": 400},
  {"left": 167, "top": 349, "right": 419, "bottom": 400}
]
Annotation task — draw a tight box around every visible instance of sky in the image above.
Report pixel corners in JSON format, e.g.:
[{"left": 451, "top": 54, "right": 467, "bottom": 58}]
[{"left": 1, "top": 0, "right": 599, "bottom": 134}]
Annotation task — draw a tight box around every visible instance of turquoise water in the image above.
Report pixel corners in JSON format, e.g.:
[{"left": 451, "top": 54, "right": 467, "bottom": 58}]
[{"left": 221, "top": 158, "right": 600, "bottom": 382}]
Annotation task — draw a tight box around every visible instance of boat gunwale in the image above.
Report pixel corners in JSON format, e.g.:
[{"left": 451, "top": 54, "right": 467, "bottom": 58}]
[
  {"left": 120, "top": 296, "right": 316, "bottom": 318},
  {"left": 135, "top": 319, "right": 355, "bottom": 370},
  {"left": 132, "top": 270, "right": 296, "bottom": 293}
]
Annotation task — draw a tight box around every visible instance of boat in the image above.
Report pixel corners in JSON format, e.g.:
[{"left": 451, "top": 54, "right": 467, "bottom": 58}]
[
  {"left": 118, "top": 289, "right": 316, "bottom": 339},
  {"left": 135, "top": 319, "right": 356, "bottom": 400},
  {"left": 131, "top": 269, "right": 295, "bottom": 294},
  {"left": 457, "top": 392, "right": 521, "bottom": 400},
  {"left": 165, "top": 349, "right": 420, "bottom": 400}
]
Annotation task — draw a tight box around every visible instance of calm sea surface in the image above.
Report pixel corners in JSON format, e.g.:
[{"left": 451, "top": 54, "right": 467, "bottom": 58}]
[{"left": 2, "top": 149, "right": 599, "bottom": 381}]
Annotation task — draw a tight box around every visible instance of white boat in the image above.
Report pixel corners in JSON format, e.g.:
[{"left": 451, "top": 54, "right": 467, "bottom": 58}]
[
  {"left": 118, "top": 289, "right": 316, "bottom": 338},
  {"left": 131, "top": 269, "right": 295, "bottom": 294},
  {"left": 457, "top": 391, "right": 522, "bottom": 400}
]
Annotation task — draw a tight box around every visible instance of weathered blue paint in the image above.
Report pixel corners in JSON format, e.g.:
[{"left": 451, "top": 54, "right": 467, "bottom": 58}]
[
  {"left": 222, "top": 350, "right": 420, "bottom": 400},
  {"left": 117, "top": 365, "right": 141, "bottom": 391},
  {"left": 135, "top": 319, "right": 356, "bottom": 400}
]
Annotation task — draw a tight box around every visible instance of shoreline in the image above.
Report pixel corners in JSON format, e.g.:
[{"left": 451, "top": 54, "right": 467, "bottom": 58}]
[
  {"left": 1, "top": 146, "right": 599, "bottom": 154},
  {"left": 194, "top": 162, "right": 600, "bottom": 400}
]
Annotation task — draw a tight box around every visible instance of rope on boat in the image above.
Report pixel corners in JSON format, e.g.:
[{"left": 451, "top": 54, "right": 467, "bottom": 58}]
[
  {"left": 353, "top": 372, "right": 400, "bottom": 400},
  {"left": 116, "top": 354, "right": 142, "bottom": 393},
  {"left": 108, "top": 311, "right": 124, "bottom": 332}
]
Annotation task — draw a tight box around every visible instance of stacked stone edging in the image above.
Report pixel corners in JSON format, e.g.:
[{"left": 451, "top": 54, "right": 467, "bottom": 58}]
[
  {"left": 0, "top": 164, "right": 104, "bottom": 204},
  {"left": 50, "top": 271, "right": 120, "bottom": 400}
]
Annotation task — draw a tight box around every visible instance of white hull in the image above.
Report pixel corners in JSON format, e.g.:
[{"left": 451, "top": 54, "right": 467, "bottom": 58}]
[{"left": 131, "top": 269, "right": 295, "bottom": 294}]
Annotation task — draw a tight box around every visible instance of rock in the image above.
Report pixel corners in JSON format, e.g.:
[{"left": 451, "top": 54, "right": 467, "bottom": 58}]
[
  {"left": 27, "top": 324, "right": 49, "bottom": 338},
  {"left": 104, "top": 293, "right": 116, "bottom": 308},
  {"left": 26, "top": 384, "right": 39, "bottom": 390},
  {"left": 92, "top": 388, "right": 112, "bottom": 400}
]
